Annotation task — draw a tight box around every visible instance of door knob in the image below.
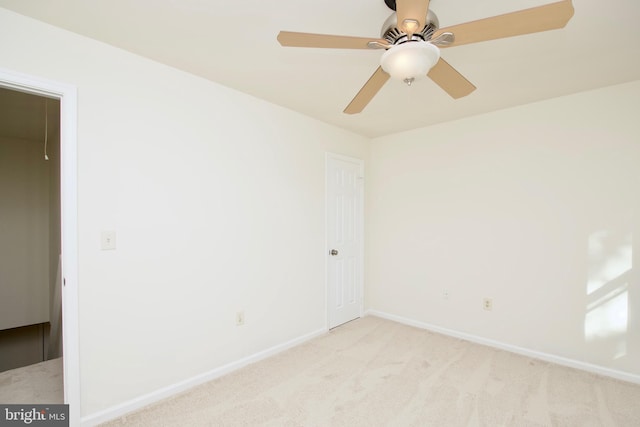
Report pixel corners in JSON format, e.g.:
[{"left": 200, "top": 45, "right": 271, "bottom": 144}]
[{"left": 330, "top": 249, "right": 339, "bottom": 256}]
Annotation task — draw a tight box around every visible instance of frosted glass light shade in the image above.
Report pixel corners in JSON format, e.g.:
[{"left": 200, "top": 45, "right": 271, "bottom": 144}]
[{"left": 380, "top": 42, "right": 440, "bottom": 81}]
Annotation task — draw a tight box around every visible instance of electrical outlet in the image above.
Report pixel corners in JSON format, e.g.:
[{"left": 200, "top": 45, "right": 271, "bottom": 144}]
[
  {"left": 101, "top": 231, "right": 116, "bottom": 250},
  {"left": 236, "top": 311, "right": 245, "bottom": 326},
  {"left": 483, "top": 298, "right": 493, "bottom": 311}
]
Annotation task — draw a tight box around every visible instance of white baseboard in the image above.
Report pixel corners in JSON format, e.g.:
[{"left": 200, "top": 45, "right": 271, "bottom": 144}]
[
  {"left": 81, "top": 327, "right": 327, "bottom": 426},
  {"left": 366, "top": 309, "right": 640, "bottom": 385}
]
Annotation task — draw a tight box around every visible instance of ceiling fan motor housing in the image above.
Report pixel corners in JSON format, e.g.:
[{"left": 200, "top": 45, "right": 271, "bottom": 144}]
[
  {"left": 381, "top": 10, "right": 439, "bottom": 45},
  {"left": 384, "top": 0, "right": 397, "bottom": 10}
]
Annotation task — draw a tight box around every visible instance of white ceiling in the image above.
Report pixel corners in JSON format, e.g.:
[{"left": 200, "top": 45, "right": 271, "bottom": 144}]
[{"left": 0, "top": 0, "right": 639, "bottom": 138}]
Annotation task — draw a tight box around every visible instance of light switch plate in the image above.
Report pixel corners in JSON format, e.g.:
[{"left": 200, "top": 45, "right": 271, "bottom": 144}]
[{"left": 101, "top": 231, "right": 116, "bottom": 250}]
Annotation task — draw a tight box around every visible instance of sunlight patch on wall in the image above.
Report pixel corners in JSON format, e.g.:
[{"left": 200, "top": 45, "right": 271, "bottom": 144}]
[
  {"left": 587, "top": 231, "right": 632, "bottom": 295},
  {"left": 585, "top": 284, "right": 628, "bottom": 359},
  {"left": 585, "top": 230, "right": 632, "bottom": 360}
]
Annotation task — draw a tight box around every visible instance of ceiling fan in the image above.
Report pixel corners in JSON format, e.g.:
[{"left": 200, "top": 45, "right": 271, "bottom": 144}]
[{"left": 277, "top": 0, "right": 574, "bottom": 114}]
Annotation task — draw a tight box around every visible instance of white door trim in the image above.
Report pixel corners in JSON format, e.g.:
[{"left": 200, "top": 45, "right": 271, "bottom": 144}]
[
  {"left": 325, "top": 152, "right": 365, "bottom": 329},
  {"left": 0, "top": 67, "right": 80, "bottom": 425}
]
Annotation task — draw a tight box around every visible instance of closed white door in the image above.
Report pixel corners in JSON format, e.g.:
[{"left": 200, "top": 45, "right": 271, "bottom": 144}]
[{"left": 326, "top": 154, "right": 363, "bottom": 329}]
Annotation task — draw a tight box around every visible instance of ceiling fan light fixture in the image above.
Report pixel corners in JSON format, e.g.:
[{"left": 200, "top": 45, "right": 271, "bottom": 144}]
[{"left": 380, "top": 41, "right": 440, "bottom": 82}]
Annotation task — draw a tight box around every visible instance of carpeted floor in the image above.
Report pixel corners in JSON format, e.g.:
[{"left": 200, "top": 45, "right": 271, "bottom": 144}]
[
  {"left": 0, "top": 357, "right": 63, "bottom": 404},
  {"left": 103, "top": 316, "right": 640, "bottom": 426}
]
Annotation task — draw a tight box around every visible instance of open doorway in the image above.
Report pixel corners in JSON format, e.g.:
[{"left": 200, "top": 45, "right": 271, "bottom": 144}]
[
  {"left": 0, "top": 86, "right": 63, "bottom": 402},
  {"left": 0, "top": 69, "right": 80, "bottom": 424}
]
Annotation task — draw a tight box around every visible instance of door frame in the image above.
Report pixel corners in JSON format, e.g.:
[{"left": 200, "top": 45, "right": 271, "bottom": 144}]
[
  {"left": 0, "top": 67, "right": 80, "bottom": 424},
  {"left": 325, "top": 152, "right": 365, "bottom": 329}
]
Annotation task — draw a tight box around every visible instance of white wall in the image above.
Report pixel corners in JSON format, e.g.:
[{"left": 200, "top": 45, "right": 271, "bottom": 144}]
[
  {"left": 0, "top": 8, "right": 368, "bottom": 419},
  {"left": 368, "top": 80, "right": 640, "bottom": 377}
]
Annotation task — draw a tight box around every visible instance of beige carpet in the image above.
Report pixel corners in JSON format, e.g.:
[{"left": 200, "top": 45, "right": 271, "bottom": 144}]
[
  {"left": 103, "top": 316, "right": 640, "bottom": 426},
  {"left": 0, "top": 357, "right": 64, "bottom": 404}
]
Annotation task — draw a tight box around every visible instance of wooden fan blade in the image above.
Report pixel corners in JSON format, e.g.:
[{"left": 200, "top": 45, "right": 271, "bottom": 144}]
[
  {"left": 344, "top": 67, "right": 390, "bottom": 114},
  {"left": 396, "top": 0, "right": 430, "bottom": 35},
  {"left": 432, "top": 0, "right": 574, "bottom": 48},
  {"left": 427, "top": 58, "right": 476, "bottom": 99},
  {"left": 277, "top": 31, "right": 388, "bottom": 49}
]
